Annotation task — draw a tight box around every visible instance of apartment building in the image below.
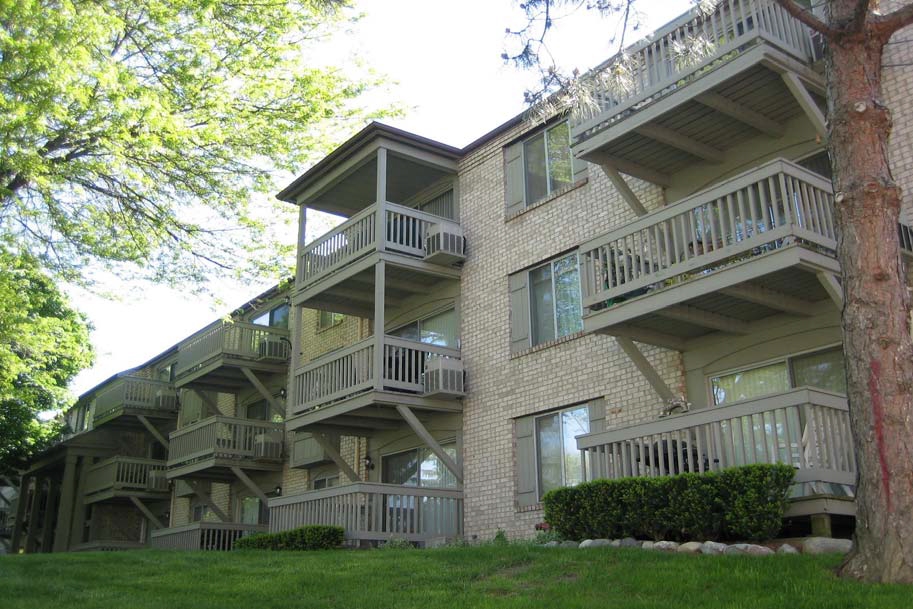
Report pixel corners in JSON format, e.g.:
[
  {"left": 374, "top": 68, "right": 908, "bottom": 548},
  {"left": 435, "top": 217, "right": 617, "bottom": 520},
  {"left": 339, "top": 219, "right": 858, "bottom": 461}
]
[{"left": 9, "top": 0, "right": 913, "bottom": 552}]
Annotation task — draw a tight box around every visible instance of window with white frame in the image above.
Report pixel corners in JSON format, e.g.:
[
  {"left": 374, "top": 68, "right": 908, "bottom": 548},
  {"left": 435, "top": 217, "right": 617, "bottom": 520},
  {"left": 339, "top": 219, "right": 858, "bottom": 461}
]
[
  {"left": 526, "top": 253, "right": 583, "bottom": 348},
  {"left": 317, "top": 310, "right": 344, "bottom": 331},
  {"left": 534, "top": 405, "right": 590, "bottom": 498},
  {"left": 523, "top": 122, "right": 572, "bottom": 204},
  {"left": 390, "top": 308, "right": 459, "bottom": 348},
  {"left": 252, "top": 303, "right": 289, "bottom": 329},
  {"left": 312, "top": 474, "right": 340, "bottom": 490},
  {"left": 381, "top": 443, "right": 458, "bottom": 489}
]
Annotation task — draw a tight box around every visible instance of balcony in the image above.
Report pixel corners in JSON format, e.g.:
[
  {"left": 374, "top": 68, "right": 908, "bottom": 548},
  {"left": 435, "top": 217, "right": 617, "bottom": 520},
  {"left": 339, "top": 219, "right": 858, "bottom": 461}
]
[
  {"left": 572, "top": 0, "right": 822, "bottom": 182},
  {"left": 269, "top": 483, "right": 462, "bottom": 546},
  {"left": 576, "top": 387, "right": 855, "bottom": 515},
  {"left": 289, "top": 335, "right": 464, "bottom": 427},
  {"left": 295, "top": 201, "right": 463, "bottom": 315},
  {"left": 150, "top": 522, "right": 266, "bottom": 551},
  {"left": 83, "top": 457, "right": 169, "bottom": 504},
  {"left": 93, "top": 376, "right": 178, "bottom": 427},
  {"left": 166, "top": 416, "right": 284, "bottom": 479},
  {"left": 579, "top": 159, "right": 840, "bottom": 348},
  {"left": 174, "top": 320, "right": 290, "bottom": 388}
]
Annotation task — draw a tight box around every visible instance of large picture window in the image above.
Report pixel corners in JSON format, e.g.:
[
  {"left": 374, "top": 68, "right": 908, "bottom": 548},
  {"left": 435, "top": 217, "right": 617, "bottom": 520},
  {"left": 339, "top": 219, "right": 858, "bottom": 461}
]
[
  {"left": 524, "top": 122, "right": 572, "bottom": 204},
  {"left": 529, "top": 254, "right": 582, "bottom": 346},
  {"left": 535, "top": 405, "right": 589, "bottom": 498},
  {"left": 390, "top": 308, "right": 459, "bottom": 348}
]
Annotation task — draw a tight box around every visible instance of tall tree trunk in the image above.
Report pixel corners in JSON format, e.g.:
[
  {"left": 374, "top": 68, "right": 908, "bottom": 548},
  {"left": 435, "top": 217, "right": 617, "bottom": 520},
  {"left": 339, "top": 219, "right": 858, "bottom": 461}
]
[{"left": 826, "top": 3, "right": 913, "bottom": 582}]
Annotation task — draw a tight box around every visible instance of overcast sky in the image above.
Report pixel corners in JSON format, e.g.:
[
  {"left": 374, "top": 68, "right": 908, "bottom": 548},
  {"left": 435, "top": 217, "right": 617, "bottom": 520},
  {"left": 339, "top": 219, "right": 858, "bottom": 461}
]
[{"left": 66, "top": 0, "right": 694, "bottom": 396}]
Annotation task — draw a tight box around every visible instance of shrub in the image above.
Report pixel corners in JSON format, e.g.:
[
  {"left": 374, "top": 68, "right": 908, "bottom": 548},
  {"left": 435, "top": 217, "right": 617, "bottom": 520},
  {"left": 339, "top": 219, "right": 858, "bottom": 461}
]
[
  {"left": 378, "top": 537, "right": 415, "bottom": 550},
  {"left": 542, "top": 464, "right": 794, "bottom": 543},
  {"left": 234, "top": 525, "right": 344, "bottom": 551}
]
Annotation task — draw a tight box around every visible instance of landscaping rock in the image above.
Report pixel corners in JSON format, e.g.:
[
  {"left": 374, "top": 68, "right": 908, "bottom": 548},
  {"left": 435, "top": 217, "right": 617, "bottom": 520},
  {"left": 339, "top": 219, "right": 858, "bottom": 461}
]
[
  {"left": 654, "top": 541, "right": 680, "bottom": 552},
  {"left": 725, "top": 543, "right": 773, "bottom": 556},
  {"left": 578, "top": 539, "right": 595, "bottom": 548},
  {"left": 544, "top": 541, "right": 561, "bottom": 548},
  {"left": 641, "top": 541, "right": 655, "bottom": 551},
  {"left": 802, "top": 537, "right": 853, "bottom": 555},
  {"left": 700, "top": 541, "right": 728, "bottom": 555},
  {"left": 677, "top": 541, "right": 703, "bottom": 554},
  {"left": 609, "top": 539, "right": 622, "bottom": 548},
  {"left": 560, "top": 540, "right": 579, "bottom": 549},
  {"left": 619, "top": 537, "right": 640, "bottom": 548},
  {"left": 777, "top": 543, "right": 800, "bottom": 555},
  {"left": 591, "top": 539, "right": 612, "bottom": 547}
]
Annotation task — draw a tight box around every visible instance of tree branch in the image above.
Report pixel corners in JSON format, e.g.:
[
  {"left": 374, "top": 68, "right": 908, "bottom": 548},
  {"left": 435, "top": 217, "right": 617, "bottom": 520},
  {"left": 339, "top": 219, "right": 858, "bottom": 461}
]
[
  {"left": 772, "top": 0, "right": 840, "bottom": 39},
  {"left": 850, "top": 0, "right": 871, "bottom": 33},
  {"left": 872, "top": 2, "right": 913, "bottom": 37}
]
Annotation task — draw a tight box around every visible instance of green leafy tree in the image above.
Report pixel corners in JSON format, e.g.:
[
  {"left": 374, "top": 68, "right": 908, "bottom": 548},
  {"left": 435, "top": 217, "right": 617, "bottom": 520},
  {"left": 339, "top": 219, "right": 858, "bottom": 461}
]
[
  {"left": 0, "top": 246, "right": 94, "bottom": 476},
  {"left": 0, "top": 0, "right": 389, "bottom": 286}
]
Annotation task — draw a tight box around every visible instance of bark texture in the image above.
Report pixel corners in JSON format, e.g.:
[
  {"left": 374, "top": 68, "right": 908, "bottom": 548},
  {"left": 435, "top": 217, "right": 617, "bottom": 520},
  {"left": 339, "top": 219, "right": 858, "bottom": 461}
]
[{"left": 824, "top": 0, "right": 913, "bottom": 583}]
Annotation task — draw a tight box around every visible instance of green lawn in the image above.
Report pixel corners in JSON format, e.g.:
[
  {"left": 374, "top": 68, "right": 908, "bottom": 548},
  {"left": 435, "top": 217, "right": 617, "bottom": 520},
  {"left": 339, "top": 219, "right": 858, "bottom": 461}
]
[{"left": 0, "top": 545, "right": 908, "bottom": 608}]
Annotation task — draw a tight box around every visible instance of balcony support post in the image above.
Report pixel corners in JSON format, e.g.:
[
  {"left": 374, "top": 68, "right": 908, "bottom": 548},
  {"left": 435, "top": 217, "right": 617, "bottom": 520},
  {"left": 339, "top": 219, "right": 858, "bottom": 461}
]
[
  {"left": 229, "top": 466, "right": 270, "bottom": 505},
  {"left": 10, "top": 474, "right": 31, "bottom": 553},
  {"left": 239, "top": 367, "right": 284, "bottom": 419},
  {"left": 311, "top": 432, "right": 362, "bottom": 483},
  {"left": 781, "top": 71, "right": 827, "bottom": 141},
  {"left": 24, "top": 476, "right": 42, "bottom": 553},
  {"left": 186, "top": 480, "right": 228, "bottom": 523},
  {"left": 373, "top": 261, "right": 386, "bottom": 391},
  {"left": 68, "top": 457, "right": 90, "bottom": 547},
  {"left": 600, "top": 164, "right": 649, "bottom": 217},
  {"left": 395, "top": 405, "right": 463, "bottom": 484},
  {"left": 137, "top": 414, "right": 170, "bottom": 451},
  {"left": 129, "top": 496, "right": 164, "bottom": 530},
  {"left": 615, "top": 337, "right": 677, "bottom": 404},
  {"left": 52, "top": 453, "right": 78, "bottom": 552},
  {"left": 39, "top": 477, "right": 57, "bottom": 552},
  {"left": 817, "top": 272, "right": 845, "bottom": 310},
  {"left": 376, "top": 147, "right": 388, "bottom": 252}
]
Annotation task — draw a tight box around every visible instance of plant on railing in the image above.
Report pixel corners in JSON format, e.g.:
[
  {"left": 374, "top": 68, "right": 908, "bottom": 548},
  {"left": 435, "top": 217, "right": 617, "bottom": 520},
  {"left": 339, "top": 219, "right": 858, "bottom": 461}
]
[
  {"left": 542, "top": 464, "right": 794, "bottom": 543},
  {"left": 234, "top": 525, "right": 344, "bottom": 551}
]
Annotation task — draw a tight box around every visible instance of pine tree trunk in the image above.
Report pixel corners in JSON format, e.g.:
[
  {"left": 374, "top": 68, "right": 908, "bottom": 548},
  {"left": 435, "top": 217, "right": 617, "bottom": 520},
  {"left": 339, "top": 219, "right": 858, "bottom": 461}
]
[{"left": 825, "top": 6, "right": 913, "bottom": 582}]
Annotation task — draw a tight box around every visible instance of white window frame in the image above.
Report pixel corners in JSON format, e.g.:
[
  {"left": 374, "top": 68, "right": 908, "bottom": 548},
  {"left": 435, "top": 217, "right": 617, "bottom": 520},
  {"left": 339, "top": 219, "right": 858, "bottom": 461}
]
[
  {"left": 380, "top": 440, "right": 458, "bottom": 489},
  {"left": 526, "top": 252, "right": 583, "bottom": 347},
  {"left": 522, "top": 121, "right": 572, "bottom": 205},
  {"left": 317, "top": 310, "right": 344, "bottom": 331},
  {"left": 533, "top": 404, "right": 590, "bottom": 500},
  {"left": 389, "top": 306, "right": 459, "bottom": 348}
]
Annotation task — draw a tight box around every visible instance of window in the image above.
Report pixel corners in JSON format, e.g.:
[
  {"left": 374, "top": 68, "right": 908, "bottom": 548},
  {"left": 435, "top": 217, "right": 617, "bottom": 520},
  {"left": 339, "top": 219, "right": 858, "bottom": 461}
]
[
  {"left": 253, "top": 303, "right": 289, "bottom": 329},
  {"left": 312, "top": 475, "right": 340, "bottom": 490},
  {"left": 381, "top": 444, "right": 458, "bottom": 489},
  {"left": 390, "top": 308, "right": 459, "bottom": 348},
  {"left": 505, "top": 121, "right": 584, "bottom": 216},
  {"left": 238, "top": 496, "right": 266, "bottom": 525},
  {"left": 318, "top": 310, "right": 344, "bottom": 331},
  {"left": 510, "top": 253, "right": 582, "bottom": 352},
  {"left": 191, "top": 502, "right": 217, "bottom": 523},
  {"left": 711, "top": 347, "right": 846, "bottom": 405}
]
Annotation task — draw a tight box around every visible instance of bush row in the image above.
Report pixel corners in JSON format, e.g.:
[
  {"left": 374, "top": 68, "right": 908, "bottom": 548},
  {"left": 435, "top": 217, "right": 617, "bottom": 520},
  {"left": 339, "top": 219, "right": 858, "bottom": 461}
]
[
  {"left": 543, "top": 464, "right": 795, "bottom": 542},
  {"left": 234, "top": 525, "right": 344, "bottom": 550}
]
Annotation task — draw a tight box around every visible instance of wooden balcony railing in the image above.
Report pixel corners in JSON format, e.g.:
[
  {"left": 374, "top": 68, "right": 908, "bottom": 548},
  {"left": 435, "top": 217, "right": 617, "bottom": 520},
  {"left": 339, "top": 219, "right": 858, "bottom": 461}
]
[
  {"left": 93, "top": 377, "right": 177, "bottom": 424},
  {"left": 572, "top": 0, "right": 818, "bottom": 139},
  {"left": 167, "top": 416, "right": 284, "bottom": 468},
  {"left": 150, "top": 522, "right": 267, "bottom": 551},
  {"left": 291, "top": 335, "right": 461, "bottom": 414},
  {"left": 577, "top": 387, "right": 855, "bottom": 488},
  {"left": 297, "top": 201, "right": 461, "bottom": 287},
  {"left": 579, "top": 159, "right": 835, "bottom": 312},
  {"left": 269, "top": 482, "right": 463, "bottom": 543},
  {"left": 175, "top": 321, "right": 290, "bottom": 378},
  {"left": 84, "top": 457, "right": 168, "bottom": 496}
]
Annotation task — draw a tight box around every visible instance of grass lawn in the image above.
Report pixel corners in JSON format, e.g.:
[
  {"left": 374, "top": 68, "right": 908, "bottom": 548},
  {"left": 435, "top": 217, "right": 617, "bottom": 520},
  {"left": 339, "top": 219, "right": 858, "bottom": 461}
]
[{"left": 1, "top": 545, "right": 909, "bottom": 609}]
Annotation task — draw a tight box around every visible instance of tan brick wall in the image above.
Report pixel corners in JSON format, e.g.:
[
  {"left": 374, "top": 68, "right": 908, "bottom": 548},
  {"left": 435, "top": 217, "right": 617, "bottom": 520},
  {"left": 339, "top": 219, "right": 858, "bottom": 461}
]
[
  {"left": 298, "top": 308, "right": 370, "bottom": 365},
  {"left": 459, "top": 120, "right": 685, "bottom": 541}
]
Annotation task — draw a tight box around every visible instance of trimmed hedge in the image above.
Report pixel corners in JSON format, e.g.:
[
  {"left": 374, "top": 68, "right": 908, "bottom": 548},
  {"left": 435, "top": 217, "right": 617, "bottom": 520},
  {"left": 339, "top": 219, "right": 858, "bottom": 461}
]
[
  {"left": 543, "top": 464, "right": 794, "bottom": 542},
  {"left": 234, "top": 525, "right": 344, "bottom": 551}
]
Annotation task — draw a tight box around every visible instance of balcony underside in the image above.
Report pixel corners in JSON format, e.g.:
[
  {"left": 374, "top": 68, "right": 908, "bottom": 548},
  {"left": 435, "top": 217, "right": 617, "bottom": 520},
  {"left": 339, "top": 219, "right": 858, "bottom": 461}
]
[
  {"left": 574, "top": 46, "right": 824, "bottom": 182},
  {"left": 174, "top": 356, "right": 287, "bottom": 391},
  {"left": 83, "top": 488, "right": 170, "bottom": 505},
  {"left": 93, "top": 406, "right": 177, "bottom": 428},
  {"left": 287, "top": 390, "right": 462, "bottom": 434},
  {"left": 293, "top": 252, "right": 461, "bottom": 317},
  {"left": 166, "top": 457, "right": 283, "bottom": 481},
  {"left": 585, "top": 244, "right": 839, "bottom": 350}
]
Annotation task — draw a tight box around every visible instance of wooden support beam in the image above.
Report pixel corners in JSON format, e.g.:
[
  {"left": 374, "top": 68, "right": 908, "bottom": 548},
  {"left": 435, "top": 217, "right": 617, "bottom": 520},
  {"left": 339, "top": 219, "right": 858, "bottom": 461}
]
[
  {"left": 311, "top": 432, "right": 362, "bottom": 483},
  {"left": 601, "top": 324, "right": 687, "bottom": 351},
  {"left": 186, "top": 480, "right": 229, "bottom": 523},
  {"left": 240, "top": 367, "right": 285, "bottom": 419},
  {"left": 395, "top": 405, "right": 463, "bottom": 484},
  {"left": 695, "top": 92, "right": 785, "bottom": 138},
  {"left": 817, "top": 272, "right": 844, "bottom": 309},
  {"left": 635, "top": 123, "right": 723, "bottom": 163},
  {"left": 657, "top": 304, "right": 750, "bottom": 335},
  {"left": 129, "top": 496, "right": 164, "bottom": 530},
  {"left": 616, "top": 337, "right": 677, "bottom": 403},
  {"left": 315, "top": 415, "right": 400, "bottom": 430},
  {"left": 600, "top": 164, "right": 649, "bottom": 217},
  {"left": 137, "top": 415, "right": 170, "bottom": 451},
  {"left": 24, "top": 477, "right": 42, "bottom": 553},
  {"left": 68, "top": 457, "right": 90, "bottom": 548},
  {"left": 0, "top": 490, "right": 9, "bottom": 507},
  {"left": 39, "top": 478, "right": 57, "bottom": 553},
  {"left": 373, "top": 261, "right": 386, "bottom": 390},
  {"left": 230, "top": 466, "right": 270, "bottom": 506},
  {"left": 590, "top": 152, "right": 671, "bottom": 186},
  {"left": 52, "top": 454, "right": 78, "bottom": 552},
  {"left": 10, "top": 475, "right": 31, "bottom": 553},
  {"left": 781, "top": 72, "right": 827, "bottom": 141},
  {"left": 720, "top": 283, "right": 814, "bottom": 317},
  {"left": 193, "top": 389, "right": 221, "bottom": 418}
]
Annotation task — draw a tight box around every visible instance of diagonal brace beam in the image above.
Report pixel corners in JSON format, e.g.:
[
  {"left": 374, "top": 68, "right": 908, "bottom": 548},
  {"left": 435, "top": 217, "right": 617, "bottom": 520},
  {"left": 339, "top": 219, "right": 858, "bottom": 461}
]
[
  {"left": 601, "top": 163, "right": 649, "bottom": 217},
  {"left": 311, "top": 432, "right": 362, "bottom": 483},
  {"left": 191, "top": 389, "right": 220, "bottom": 418},
  {"left": 129, "top": 496, "right": 164, "bottom": 530},
  {"left": 616, "top": 337, "right": 677, "bottom": 403},
  {"left": 186, "top": 480, "right": 229, "bottom": 523},
  {"left": 816, "top": 272, "right": 844, "bottom": 310},
  {"left": 137, "top": 415, "right": 169, "bottom": 451},
  {"left": 781, "top": 72, "right": 827, "bottom": 141},
  {"left": 395, "top": 405, "right": 463, "bottom": 484},
  {"left": 240, "top": 367, "right": 285, "bottom": 419},
  {"left": 230, "top": 466, "right": 269, "bottom": 505}
]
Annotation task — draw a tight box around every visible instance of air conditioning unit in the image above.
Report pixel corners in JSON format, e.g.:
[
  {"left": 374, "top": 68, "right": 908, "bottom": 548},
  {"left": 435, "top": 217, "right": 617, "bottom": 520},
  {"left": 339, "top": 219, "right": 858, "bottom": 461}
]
[
  {"left": 424, "top": 355, "right": 465, "bottom": 398},
  {"left": 147, "top": 469, "right": 170, "bottom": 492},
  {"left": 424, "top": 224, "right": 465, "bottom": 265},
  {"left": 258, "top": 338, "right": 288, "bottom": 361},
  {"left": 253, "top": 432, "right": 282, "bottom": 460}
]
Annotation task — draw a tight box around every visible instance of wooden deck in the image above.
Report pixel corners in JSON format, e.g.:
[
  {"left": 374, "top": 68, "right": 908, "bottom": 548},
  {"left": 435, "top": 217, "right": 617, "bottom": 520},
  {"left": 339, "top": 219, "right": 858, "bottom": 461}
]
[
  {"left": 269, "top": 483, "right": 462, "bottom": 546},
  {"left": 83, "top": 457, "right": 169, "bottom": 504},
  {"left": 166, "top": 416, "right": 284, "bottom": 479},
  {"left": 150, "top": 522, "right": 267, "bottom": 551},
  {"left": 92, "top": 377, "right": 178, "bottom": 426}
]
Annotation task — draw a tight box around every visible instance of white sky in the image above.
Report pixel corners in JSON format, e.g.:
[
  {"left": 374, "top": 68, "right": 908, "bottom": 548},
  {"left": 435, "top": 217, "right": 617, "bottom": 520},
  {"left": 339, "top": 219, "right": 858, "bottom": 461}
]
[{"left": 67, "top": 0, "right": 694, "bottom": 396}]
